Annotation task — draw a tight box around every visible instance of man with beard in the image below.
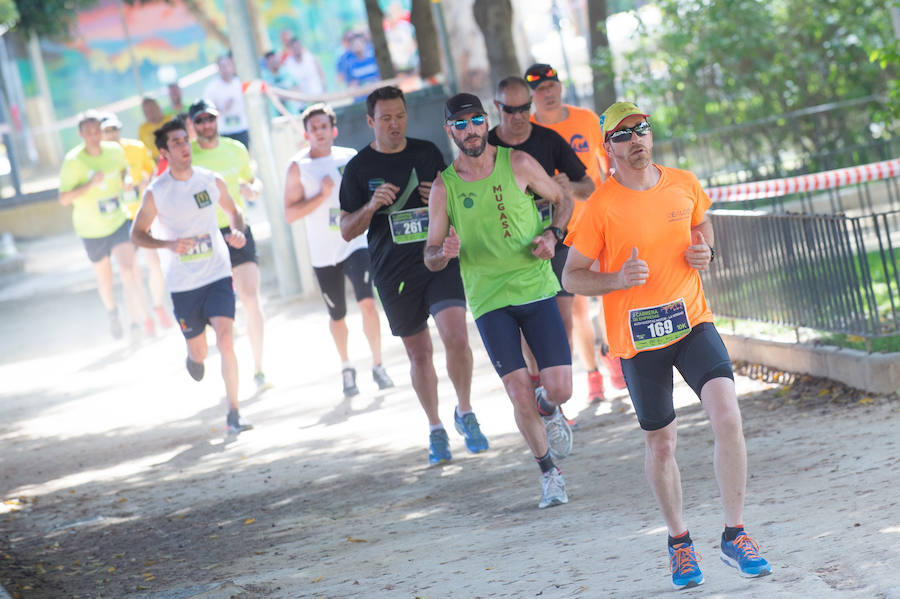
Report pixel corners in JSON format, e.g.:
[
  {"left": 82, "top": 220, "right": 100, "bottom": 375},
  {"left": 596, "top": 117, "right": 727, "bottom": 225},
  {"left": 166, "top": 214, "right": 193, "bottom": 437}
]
[
  {"left": 487, "top": 76, "right": 595, "bottom": 421},
  {"left": 339, "top": 86, "right": 488, "bottom": 465},
  {"left": 425, "top": 93, "right": 574, "bottom": 509},
  {"left": 563, "top": 102, "right": 771, "bottom": 589}
]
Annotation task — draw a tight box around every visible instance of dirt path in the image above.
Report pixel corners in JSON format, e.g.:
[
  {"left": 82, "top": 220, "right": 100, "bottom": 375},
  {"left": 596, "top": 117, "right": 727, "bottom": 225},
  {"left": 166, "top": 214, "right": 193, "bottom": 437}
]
[{"left": 1, "top": 234, "right": 898, "bottom": 598}]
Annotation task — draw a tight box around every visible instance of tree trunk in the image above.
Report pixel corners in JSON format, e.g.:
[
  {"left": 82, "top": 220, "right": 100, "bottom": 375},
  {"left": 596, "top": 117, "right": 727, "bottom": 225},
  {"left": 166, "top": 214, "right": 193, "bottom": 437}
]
[
  {"left": 182, "top": 0, "right": 230, "bottom": 49},
  {"left": 587, "top": 0, "right": 616, "bottom": 113},
  {"left": 472, "top": 0, "right": 519, "bottom": 88},
  {"left": 410, "top": 0, "right": 441, "bottom": 80},
  {"left": 363, "top": 0, "right": 396, "bottom": 79},
  {"left": 245, "top": 0, "right": 271, "bottom": 55}
]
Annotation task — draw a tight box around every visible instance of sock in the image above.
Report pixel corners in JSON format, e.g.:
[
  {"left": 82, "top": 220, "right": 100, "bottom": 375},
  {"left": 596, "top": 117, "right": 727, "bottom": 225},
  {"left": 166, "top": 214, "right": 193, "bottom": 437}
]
[
  {"left": 668, "top": 530, "right": 692, "bottom": 548},
  {"left": 529, "top": 374, "right": 541, "bottom": 387},
  {"left": 535, "top": 450, "right": 556, "bottom": 474},
  {"left": 341, "top": 361, "right": 353, "bottom": 370},
  {"left": 536, "top": 394, "right": 556, "bottom": 417},
  {"left": 455, "top": 407, "right": 473, "bottom": 418},
  {"left": 429, "top": 423, "right": 444, "bottom": 433},
  {"left": 723, "top": 525, "right": 745, "bottom": 542}
]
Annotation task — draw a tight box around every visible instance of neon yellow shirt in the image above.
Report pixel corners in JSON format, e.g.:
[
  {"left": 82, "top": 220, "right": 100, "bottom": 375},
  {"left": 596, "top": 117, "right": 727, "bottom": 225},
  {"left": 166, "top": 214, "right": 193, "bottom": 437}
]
[
  {"left": 59, "top": 141, "right": 128, "bottom": 239},
  {"left": 119, "top": 138, "right": 155, "bottom": 219},
  {"left": 191, "top": 138, "right": 253, "bottom": 228},
  {"left": 138, "top": 113, "right": 173, "bottom": 160}
]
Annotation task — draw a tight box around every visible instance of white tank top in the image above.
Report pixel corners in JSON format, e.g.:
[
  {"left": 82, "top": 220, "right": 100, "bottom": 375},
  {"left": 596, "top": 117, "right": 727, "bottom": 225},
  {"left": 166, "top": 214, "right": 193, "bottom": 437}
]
[
  {"left": 146, "top": 166, "right": 233, "bottom": 292},
  {"left": 292, "top": 146, "right": 367, "bottom": 267}
]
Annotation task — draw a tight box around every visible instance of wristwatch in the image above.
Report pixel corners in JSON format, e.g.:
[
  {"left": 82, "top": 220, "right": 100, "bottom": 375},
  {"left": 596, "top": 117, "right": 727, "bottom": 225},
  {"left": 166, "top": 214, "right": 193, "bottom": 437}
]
[
  {"left": 545, "top": 226, "right": 566, "bottom": 243},
  {"left": 708, "top": 245, "right": 716, "bottom": 262}
]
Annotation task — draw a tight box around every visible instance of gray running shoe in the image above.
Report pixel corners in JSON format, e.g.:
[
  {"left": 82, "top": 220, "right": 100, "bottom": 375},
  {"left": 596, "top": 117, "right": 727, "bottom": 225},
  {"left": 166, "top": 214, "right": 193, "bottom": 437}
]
[
  {"left": 226, "top": 409, "right": 253, "bottom": 435},
  {"left": 186, "top": 357, "right": 204, "bottom": 381},
  {"left": 538, "top": 467, "right": 568, "bottom": 509},
  {"left": 342, "top": 367, "right": 359, "bottom": 397},
  {"left": 372, "top": 364, "right": 394, "bottom": 390},
  {"left": 537, "top": 388, "right": 573, "bottom": 459},
  {"left": 109, "top": 309, "right": 123, "bottom": 339}
]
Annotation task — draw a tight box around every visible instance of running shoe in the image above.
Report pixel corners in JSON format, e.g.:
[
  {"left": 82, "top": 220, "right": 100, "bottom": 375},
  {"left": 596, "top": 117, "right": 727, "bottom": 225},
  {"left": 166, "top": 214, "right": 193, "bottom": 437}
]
[
  {"left": 538, "top": 467, "right": 568, "bottom": 509},
  {"left": 372, "top": 364, "right": 394, "bottom": 390},
  {"left": 186, "top": 357, "right": 204, "bottom": 381},
  {"left": 254, "top": 371, "right": 272, "bottom": 392},
  {"left": 226, "top": 410, "right": 253, "bottom": 435},
  {"left": 669, "top": 542, "right": 704, "bottom": 590},
  {"left": 587, "top": 369, "right": 605, "bottom": 403},
  {"left": 154, "top": 305, "right": 175, "bottom": 329},
  {"left": 143, "top": 316, "right": 157, "bottom": 337},
  {"left": 342, "top": 367, "right": 359, "bottom": 397},
  {"left": 428, "top": 428, "right": 452, "bottom": 465},
  {"left": 602, "top": 353, "right": 626, "bottom": 389},
  {"left": 109, "top": 309, "right": 123, "bottom": 339},
  {"left": 720, "top": 531, "right": 772, "bottom": 578},
  {"left": 454, "top": 409, "right": 489, "bottom": 453},
  {"left": 537, "top": 387, "right": 573, "bottom": 459}
]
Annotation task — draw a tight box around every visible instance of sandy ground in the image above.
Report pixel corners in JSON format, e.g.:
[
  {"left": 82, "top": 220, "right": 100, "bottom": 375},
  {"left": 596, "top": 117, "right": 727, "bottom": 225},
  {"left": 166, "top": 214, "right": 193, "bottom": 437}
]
[{"left": 1, "top": 232, "right": 899, "bottom": 599}]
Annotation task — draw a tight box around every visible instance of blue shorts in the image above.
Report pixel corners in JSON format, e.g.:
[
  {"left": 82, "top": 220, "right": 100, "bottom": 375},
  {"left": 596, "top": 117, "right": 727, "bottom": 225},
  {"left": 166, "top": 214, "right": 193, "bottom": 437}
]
[
  {"left": 475, "top": 297, "right": 572, "bottom": 377},
  {"left": 170, "top": 276, "right": 235, "bottom": 339},
  {"left": 313, "top": 248, "right": 375, "bottom": 320},
  {"left": 620, "top": 322, "right": 734, "bottom": 431},
  {"left": 82, "top": 219, "right": 132, "bottom": 263}
]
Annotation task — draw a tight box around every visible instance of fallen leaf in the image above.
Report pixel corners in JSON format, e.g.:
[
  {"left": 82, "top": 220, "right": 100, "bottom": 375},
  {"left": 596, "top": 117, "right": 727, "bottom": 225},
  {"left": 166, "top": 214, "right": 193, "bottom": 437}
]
[
  {"left": 347, "top": 536, "right": 368, "bottom": 543},
  {"left": 859, "top": 397, "right": 874, "bottom": 404},
  {"left": 107, "top": 566, "right": 115, "bottom": 573},
  {"left": 208, "top": 534, "right": 217, "bottom": 539},
  {"left": 817, "top": 388, "right": 830, "bottom": 397},
  {"left": 312, "top": 576, "right": 323, "bottom": 583},
  {"left": 244, "top": 518, "right": 256, "bottom": 525},
  {"left": 118, "top": 497, "right": 128, "bottom": 503}
]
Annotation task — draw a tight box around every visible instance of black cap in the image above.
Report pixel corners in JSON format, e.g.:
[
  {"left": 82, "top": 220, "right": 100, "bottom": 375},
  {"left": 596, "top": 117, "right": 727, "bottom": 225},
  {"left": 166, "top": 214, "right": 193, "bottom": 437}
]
[
  {"left": 188, "top": 98, "right": 218, "bottom": 121},
  {"left": 524, "top": 63, "right": 559, "bottom": 89},
  {"left": 444, "top": 93, "right": 486, "bottom": 121}
]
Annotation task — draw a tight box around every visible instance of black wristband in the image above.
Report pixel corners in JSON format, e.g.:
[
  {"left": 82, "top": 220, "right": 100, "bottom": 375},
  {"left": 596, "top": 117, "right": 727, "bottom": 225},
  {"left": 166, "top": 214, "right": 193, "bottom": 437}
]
[{"left": 545, "top": 226, "right": 565, "bottom": 243}]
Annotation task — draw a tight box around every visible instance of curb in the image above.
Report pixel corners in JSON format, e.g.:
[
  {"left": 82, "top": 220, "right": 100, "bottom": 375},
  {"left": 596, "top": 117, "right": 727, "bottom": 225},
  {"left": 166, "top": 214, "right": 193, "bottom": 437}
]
[{"left": 721, "top": 333, "right": 900, "bottom": 394}]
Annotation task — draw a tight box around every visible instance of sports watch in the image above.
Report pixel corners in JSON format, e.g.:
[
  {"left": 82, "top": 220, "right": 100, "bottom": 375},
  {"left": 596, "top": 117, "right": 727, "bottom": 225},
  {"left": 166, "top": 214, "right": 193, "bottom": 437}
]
[
  {"left": 708, "top": 245, "right": 716, "bottom": 262},
  {"left": 545, "top": 226, "right": 566, "bottom": 243}
]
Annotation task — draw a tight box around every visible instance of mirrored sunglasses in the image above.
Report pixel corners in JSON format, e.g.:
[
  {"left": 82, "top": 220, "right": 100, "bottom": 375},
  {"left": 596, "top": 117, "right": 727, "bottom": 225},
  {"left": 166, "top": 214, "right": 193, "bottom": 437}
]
[{"left": 449, "top": 114, "right": 486, "bottom": 130}]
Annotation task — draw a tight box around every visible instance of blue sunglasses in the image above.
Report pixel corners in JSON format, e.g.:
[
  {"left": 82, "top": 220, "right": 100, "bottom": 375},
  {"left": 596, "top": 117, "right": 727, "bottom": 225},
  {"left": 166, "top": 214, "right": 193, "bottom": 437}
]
[{"left": 449, "top": 115, "right": 486, "bottom": 130}]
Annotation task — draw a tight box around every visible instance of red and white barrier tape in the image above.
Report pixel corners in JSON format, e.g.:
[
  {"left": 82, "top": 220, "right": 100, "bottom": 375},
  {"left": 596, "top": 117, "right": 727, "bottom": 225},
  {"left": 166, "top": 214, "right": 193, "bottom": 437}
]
[{"left": 707, "top": 158, "right": 900, "bottom": 202}]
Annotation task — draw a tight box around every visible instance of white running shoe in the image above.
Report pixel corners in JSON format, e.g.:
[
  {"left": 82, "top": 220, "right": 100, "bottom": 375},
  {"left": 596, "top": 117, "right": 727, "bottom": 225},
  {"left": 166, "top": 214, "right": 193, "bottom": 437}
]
[
  {"left": 538, "top": 468, "right": 568, "bottom": 509},
  {"left": 538, "top": 388, "right": 573, "bottom": 459}
]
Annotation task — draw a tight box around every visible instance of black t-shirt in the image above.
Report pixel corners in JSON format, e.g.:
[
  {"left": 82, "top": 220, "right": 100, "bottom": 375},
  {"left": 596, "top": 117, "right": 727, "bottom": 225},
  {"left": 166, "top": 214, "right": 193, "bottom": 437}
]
[
  {"left": 487, "top": 123, "right": 587, "bottom": 181},
  {"left": 339, "top": 137, "right": 446, "bottom": 288}
]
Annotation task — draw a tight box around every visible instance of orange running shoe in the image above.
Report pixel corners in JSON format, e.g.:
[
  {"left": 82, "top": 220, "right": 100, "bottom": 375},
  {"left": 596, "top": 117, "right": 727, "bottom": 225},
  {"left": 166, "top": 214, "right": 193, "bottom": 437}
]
[
  {"left": 587, "top": 369, "right": 605, "bottom": 403},
  {"left": 602, "top": 354, "right": 626, "bottom": 389}
]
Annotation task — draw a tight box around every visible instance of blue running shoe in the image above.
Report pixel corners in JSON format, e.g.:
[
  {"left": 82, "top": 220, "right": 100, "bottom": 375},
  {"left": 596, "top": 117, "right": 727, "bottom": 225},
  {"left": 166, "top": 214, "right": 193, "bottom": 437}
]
[
  {"left": 669, "top": 542, "right": 704, "bottom": 590},
  {"left": 454, "top": 409, "right": 489, "bottom": 453},
  {"left": 428, "top": 428, "right": 452, "bottom": 465},
  {"left": 720, "top": 531, "right": 772, "bottom": 578}
]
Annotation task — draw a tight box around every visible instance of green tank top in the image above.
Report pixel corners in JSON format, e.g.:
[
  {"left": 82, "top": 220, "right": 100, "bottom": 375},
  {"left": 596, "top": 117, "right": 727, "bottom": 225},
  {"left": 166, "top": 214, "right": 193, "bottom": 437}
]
[{"left": 442, "top": 146, "right": 559, "bottom": 319}]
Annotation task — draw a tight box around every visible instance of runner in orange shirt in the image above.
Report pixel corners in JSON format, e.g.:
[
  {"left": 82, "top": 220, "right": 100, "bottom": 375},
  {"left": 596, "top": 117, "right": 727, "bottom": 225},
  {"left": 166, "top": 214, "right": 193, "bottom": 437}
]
[
  {"left": 525, "top": 63, "right": 624, "bottom": 403},
  {"left": 562, "top": 102, "right": 771, "bottom": 590}
]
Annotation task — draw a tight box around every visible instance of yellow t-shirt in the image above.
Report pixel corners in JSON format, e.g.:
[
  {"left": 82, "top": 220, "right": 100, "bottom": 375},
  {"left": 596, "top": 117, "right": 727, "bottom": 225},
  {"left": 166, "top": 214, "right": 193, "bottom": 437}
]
[
  {"left": 137, "top": 113, "right": 173, "bottom": 160},
  {"left": 565, "top": 165, "right": 713, "bottom": 359},
  {"left": 190, "top": 138, "right": 253, "bottom": 228},
  {"left": 119, "top": 138, "right": 155, "bottom": 219},
  {"left": 58, "top": 142, "right": 128, "bottom": 239},
  {"left": 532, "top": 105, "right": 609, "bottom": 226}
]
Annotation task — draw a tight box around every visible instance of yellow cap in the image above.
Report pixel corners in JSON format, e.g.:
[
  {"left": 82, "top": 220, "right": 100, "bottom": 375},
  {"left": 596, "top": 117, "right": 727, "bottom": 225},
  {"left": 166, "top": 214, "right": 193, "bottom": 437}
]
[{"left": 600, "top": 101, "right": 649, "bottom": 140}]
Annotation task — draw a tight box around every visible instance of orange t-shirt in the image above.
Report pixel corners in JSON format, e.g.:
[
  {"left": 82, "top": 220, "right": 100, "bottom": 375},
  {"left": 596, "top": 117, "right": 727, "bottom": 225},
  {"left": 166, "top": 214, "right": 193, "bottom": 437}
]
[
  {"left": 565, "top": 165, "right": 713, "bottom": 359},
  {"left": 532, "top": 104, "right": 609, "bottom": 226}
]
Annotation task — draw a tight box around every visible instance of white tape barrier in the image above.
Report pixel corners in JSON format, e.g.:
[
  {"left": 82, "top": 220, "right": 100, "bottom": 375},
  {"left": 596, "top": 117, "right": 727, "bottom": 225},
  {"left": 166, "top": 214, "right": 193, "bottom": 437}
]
[{"left": 707, "top": 158, "right": 900, "bottom": 202}]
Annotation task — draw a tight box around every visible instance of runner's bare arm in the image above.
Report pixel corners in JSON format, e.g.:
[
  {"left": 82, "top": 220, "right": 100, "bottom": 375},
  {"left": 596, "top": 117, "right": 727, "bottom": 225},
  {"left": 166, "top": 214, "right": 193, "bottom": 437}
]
[
  {"left": 59, "top": 171, "right": 105, "bottom": 206},
  {"left": 511, "top": 150, "right": 573, "bottom": 233},
  {"left": 569, "top": 173, "right": 595, "bottom": 200},
  {"left": 563, "top": 245, "right": 649, "bottom": 296},
  {"left": 685, "top": 217, "right": 715, "bottom": 270},
  {"left": 339, "top": 182, "right": 399, "bottom": 241},
  {"left": 424, "top": 177, "right": 454, "bottom": 272},
  {"left": 130, "top": 190, "right": 179, "bottom": 252},
  {"left": 284, "top": 162, "right": 332, "bottom": 223},
  {"left": 216, "top": 177, "right": 247, "bottom": 248}
]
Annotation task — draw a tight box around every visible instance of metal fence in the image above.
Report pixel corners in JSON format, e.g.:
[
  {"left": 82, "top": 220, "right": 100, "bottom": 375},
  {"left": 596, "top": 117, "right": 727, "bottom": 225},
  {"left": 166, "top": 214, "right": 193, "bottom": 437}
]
[
  {"left": 654, "top": 95, "right": 899, "bottom": 189},
  {"left": 704, "top": 209, "right": 900, "bottom": 338}
]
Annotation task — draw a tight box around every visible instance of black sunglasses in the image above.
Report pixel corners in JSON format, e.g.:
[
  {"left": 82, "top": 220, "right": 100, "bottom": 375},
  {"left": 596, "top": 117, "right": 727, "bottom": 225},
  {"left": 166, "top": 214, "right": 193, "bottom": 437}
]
[
  {"left": 607, "top": 121, "right": 651, "bottom": 143},
  {"left": 449, "top": 115, "right": 486, "bottom": 130},
  {"left": 193, "top": 115, "right": 216, "bottom": 124},
  {"left": 498, "top": 101, "right": 532, "bottom": 114}
]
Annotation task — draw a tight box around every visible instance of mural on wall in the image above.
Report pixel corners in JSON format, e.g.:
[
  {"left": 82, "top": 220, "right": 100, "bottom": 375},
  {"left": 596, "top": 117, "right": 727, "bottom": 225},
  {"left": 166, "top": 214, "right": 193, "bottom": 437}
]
[{"left": 21, "top": 0, "right": 414, "bottom": 148}]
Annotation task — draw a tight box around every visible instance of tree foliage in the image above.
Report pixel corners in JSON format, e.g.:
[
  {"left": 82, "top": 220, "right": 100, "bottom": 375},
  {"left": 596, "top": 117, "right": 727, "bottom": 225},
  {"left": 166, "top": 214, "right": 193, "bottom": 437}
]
[
  {"left": 616, "top": 0, "right": 898, "bottom": 176},
  {"left": 8, "top": 0, "right": 98, "bottom": 38}
]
